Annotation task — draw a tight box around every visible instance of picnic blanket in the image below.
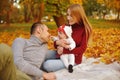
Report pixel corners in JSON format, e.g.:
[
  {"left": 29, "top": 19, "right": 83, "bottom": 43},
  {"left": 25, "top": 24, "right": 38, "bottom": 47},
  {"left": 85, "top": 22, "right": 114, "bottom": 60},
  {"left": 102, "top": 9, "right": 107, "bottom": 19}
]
[{"left": 55, "top": 57, "right": 120, "bottom": 80}]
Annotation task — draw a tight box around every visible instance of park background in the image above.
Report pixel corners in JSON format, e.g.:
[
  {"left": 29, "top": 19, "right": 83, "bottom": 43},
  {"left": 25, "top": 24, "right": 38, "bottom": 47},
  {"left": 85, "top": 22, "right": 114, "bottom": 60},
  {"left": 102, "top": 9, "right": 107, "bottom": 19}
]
[{"left": 0, "top": 0, "right": 120, "bottom": 64}]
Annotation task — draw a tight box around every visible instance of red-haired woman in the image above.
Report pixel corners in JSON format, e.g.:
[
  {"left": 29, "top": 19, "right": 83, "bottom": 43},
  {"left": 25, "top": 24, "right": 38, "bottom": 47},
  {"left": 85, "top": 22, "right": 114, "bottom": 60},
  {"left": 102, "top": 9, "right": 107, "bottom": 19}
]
[{"left": 43, "top": 4, "right": 92, "bottom": 73}]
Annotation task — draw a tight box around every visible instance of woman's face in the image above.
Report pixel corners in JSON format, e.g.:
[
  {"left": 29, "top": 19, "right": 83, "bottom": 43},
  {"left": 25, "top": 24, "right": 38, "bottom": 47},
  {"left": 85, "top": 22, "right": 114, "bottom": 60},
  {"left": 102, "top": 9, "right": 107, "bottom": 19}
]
[{"left": 67, "top": 9, "right": 77, "bottom": 25}]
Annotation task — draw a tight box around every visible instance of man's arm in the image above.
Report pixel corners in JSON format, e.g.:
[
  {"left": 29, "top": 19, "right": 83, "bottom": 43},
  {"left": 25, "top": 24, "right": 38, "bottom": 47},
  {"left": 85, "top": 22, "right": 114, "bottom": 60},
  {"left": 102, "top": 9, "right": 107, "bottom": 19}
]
[{"left": 12, "top": 38, "right": 43, "bottom": 78}]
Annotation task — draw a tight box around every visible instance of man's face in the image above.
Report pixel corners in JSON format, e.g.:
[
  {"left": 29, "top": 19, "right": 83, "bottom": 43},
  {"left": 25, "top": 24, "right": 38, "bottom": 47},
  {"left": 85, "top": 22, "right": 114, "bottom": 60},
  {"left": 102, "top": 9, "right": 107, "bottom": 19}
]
[{"left": 40, "top": 25, "right": 51, "bottom": 42}]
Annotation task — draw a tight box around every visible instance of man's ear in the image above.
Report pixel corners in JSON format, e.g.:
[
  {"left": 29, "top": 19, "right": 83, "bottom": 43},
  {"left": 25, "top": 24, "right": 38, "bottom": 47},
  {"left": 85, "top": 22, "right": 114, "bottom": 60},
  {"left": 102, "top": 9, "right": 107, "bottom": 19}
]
[{"left": 36, "top": 26, "right": 42, "bottom": 34}]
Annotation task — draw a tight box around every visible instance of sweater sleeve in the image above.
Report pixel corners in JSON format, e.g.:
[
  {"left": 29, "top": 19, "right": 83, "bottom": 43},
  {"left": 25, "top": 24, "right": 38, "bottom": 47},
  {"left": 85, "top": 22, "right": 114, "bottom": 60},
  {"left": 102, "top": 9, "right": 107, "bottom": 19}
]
[
  {"left": 12, "top": 38, "right": 43, "bottom": 78},
  {"left": 54, "top": 41, "right": 58, "bottom": 49}
]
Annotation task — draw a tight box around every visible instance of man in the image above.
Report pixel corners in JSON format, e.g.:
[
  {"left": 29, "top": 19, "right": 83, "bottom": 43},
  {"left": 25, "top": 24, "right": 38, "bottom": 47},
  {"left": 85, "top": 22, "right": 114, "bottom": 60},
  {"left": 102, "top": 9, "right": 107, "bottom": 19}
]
[{"left": 12, "top": 22, "right": 56, "bottom": 80}]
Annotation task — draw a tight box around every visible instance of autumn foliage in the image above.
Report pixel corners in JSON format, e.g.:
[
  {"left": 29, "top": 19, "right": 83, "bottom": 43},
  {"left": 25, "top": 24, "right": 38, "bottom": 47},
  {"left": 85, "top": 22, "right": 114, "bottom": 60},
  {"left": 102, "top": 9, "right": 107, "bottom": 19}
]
[{"left": 0, "top": 28, "right": 120, "bottom": 64}]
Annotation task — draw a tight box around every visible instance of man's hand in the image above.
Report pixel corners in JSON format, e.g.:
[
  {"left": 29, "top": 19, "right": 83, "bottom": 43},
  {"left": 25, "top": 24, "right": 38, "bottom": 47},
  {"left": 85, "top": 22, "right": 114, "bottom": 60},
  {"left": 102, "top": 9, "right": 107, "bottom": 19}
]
[{"left": 43, "top": 72, "right": 56, "bottom": 80}]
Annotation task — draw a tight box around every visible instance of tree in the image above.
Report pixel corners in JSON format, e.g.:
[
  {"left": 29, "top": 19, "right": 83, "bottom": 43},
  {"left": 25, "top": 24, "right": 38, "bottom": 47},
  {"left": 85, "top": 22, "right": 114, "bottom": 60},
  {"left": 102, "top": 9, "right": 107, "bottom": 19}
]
[
  {"left": 107, "top": 0, "right": 120, "bottom": 20},
  {"left": 98, "top": 0, "right": 120, "bottom": 20},
  {"left": 82, "top": 0, "right": 101, "bottom": 16},
  {"left": 97, "top": 0, "right": 108, "bottom": 19},
  {"left": 19, "top": 0, "right": 45, "bottom": 23},
  {"left": 10, "top": 6, "right": 23, "bottom": 23},
  {"left": 0, "top": 0, "right": 14, "bottom": 24},
  {"left": 44, "top": 0, "right": 71, "bottom": 27},
  {"left": 19, "top": 0, "right": 32, "bottom": 23},
  {"left": 70, "top": 0, "right": 82, "bottom": 4},
  {"left": 31, "top": 0, "right": 45, "bottom": 22}
]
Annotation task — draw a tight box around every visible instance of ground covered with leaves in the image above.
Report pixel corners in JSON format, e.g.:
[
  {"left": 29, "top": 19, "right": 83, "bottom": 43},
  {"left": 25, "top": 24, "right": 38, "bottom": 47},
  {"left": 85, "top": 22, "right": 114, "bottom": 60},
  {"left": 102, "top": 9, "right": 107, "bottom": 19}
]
[{"left": 0, "top": 28, "right": 120, "bottom": 64}]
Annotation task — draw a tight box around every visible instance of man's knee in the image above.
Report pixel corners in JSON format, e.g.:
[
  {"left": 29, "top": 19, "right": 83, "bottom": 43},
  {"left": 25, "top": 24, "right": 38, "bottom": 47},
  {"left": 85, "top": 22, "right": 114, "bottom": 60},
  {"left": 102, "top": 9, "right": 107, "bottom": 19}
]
[
  {"left": 0, "top": 43, "right": 13, "bottom": 55},
  {"left": 0, "top": 43, "right": 14, "bottom": 71},
  {"left": 0, "top": 43, "right": 13, "bottom": 63}
]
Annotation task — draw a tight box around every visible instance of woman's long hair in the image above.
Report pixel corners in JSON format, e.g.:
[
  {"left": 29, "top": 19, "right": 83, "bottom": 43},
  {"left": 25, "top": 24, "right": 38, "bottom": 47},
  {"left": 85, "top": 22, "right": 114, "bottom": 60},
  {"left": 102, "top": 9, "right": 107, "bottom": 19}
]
[{"left": 68, "top": 4, "right": 92, "bottom": 45}]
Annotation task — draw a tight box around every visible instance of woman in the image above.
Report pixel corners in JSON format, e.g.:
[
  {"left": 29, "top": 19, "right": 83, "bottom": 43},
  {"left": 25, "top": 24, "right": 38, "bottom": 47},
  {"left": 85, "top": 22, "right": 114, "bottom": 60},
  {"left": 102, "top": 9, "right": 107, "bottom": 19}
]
[{"left": 43, "top": 4, "right": 92, "bottom": 72}]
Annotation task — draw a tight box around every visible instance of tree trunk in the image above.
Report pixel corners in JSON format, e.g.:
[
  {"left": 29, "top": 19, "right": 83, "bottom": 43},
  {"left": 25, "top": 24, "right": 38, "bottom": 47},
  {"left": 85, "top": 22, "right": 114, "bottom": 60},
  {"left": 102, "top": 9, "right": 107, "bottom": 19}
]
[
  {"left": 32, "top": 2, "right": 44, "bottom": 23},
  {"left": 39, "top": 2, "right": 44, "bottom": 22},
  {"left": 53, "top": 15, "right": 66, "bottom": 27},
  {"left": 24, "top": 5, "right": 31, "bottom": 23},
  {"left": 117, "top": 9, "right": 120, "bottom": 20},
  {"left": 6, "top": 10, "right": 10, "bottom": 25},
  {"left": 24, "top": 11, "right": 29, "bottom": 23}
]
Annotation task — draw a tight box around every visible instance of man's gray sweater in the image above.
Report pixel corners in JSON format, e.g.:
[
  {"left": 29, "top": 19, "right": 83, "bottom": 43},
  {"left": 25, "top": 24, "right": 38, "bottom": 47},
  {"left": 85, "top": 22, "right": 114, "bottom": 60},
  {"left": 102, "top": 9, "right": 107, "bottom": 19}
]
[{"left": 12, "top": 35, "right": 48, "bottom": 78}]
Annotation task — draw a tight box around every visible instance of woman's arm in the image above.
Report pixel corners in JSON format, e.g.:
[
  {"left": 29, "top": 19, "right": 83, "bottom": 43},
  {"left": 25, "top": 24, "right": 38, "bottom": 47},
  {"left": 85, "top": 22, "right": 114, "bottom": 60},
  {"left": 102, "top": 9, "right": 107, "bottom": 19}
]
[
  {"left": 71, "top": 32, "right": 87, "bottom": 56},
  {"left": 63, "top": 29, "right": 87, "bottom": 56}
]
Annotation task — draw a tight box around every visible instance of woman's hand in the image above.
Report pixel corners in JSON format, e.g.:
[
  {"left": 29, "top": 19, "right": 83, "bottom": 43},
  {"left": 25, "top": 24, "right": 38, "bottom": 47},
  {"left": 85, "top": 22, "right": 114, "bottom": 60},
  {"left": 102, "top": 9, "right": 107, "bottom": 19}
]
[
  {"left": 56, "top": 39, "right": 68, "bottom": 47},
  {"left": 57, "top": 46, "right": 63, "bottom": 55},
  {"left": 64, "top": 45, "right": 70, "bottom": 49}
]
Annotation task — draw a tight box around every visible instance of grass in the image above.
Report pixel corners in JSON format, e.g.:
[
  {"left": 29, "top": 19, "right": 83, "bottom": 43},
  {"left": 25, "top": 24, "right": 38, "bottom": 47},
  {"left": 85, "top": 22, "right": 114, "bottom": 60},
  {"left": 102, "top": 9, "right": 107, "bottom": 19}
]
[
  {"left": 0, "top": 23, "right": 31, "bottom": 32},
  {"left": 0, "top": 18, "right": 120, "bottom": 32},
  {"left": 89, "top": 18, "right": 120, "bottom": 29},
  {"left": 0, "top": 22, "right": 57, "bottom": 32}
]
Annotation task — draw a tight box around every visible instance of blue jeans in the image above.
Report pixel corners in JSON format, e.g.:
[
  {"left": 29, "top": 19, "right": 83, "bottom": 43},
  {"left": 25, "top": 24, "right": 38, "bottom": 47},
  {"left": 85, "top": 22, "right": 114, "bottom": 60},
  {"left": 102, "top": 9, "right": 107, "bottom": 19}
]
[{"left": 43, "top": 50, "right": 65, "bottom": 72}]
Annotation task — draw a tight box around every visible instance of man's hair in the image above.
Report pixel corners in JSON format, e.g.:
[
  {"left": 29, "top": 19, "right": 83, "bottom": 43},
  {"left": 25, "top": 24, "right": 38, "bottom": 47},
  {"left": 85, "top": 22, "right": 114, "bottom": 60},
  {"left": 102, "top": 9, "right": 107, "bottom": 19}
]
[{"left": 30, "top": 22, "right": 43, "bottom": 35}]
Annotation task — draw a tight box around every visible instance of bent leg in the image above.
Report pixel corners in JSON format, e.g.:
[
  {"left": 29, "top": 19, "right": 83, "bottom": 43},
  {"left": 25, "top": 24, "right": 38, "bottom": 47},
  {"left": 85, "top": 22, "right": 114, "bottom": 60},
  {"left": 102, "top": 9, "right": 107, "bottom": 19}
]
[
  {"left": 43, "top": 59, "right": 65, "bottom": 72},
  {"left": 69, "top": 54, "right": 75, "bottom": 66},
  {"left": 0, "top": 43, "right": 17, "bottom": 80},
  {"left": 45, "top": 50, "right": 57, "bottom": 60},
  {"left": 16, "top": 69, "right": 32, "bottom": 80},
  {"left": 60, "top": 54, "right": 69, "bottom": 68}
]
